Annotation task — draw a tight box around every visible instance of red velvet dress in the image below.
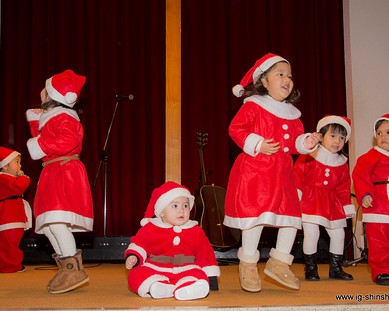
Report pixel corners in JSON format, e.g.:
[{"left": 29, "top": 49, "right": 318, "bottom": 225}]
[
  {"left": 352, "top": 146, "right": 389, "bottom": 281},
  {"left": 224, "top": 95, "right": 312, "bottom": 230},
  {"left": 26, "top": 107, "right": 93, "bottom": 234}
]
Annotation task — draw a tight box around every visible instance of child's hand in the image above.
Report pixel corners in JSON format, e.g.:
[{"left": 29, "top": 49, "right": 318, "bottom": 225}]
[
  {"left": 362, "top": 195, "right": 373, "bottom": 208},
  {"left": 125, "top": 255, "right": 138, "bottom": 270},
  {"left": 304, "top": 132, "right": 321, "bottom": 150},
  {"left": 260, "top": 139, "right": 280, "bottom": 155}
]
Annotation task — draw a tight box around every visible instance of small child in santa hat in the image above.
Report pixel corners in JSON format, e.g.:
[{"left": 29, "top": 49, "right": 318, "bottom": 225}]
[
  {"left": 224, "top": 53, "right": 320, "bottom": 292},
  {"left": 352, "top": 114, "right": 389, "bottom": 285},
  {"left": 0, "top": 147, "right": 32, "bottom": 273},
  {"left": 25, "top": 69, "right": 93, "bottom": 294},
  {"left": 294, "top": 115, "right": 355, "bottom": 282},
  {"left": 125, "top": 181, "right": 220, "bottom": 300}
]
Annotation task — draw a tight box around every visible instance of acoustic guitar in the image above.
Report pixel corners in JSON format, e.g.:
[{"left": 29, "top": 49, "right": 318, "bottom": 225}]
[{"left": 194, "top": 131, "right": 239, "bottom": 249}]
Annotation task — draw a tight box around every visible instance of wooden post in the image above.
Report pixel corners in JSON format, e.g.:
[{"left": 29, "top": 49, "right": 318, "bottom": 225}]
[{"left": 165, "top": 0, "right": 181, "bottom": 182}]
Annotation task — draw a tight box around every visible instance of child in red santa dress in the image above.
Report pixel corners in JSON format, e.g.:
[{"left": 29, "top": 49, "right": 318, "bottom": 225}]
[
  {"left": 294, "top": 115, "right": 355, "bottom": 281},
  {"left": 125, "top": 181, "right": 220, "bottom": 300},
  {"left": 0, "top": 147, "right": 31, "bottom": 273},
  {"left": 25, "top": 69, "right": 93, "bottom": 294},
  {"left": 224, "top": 53, "right": 320, "bottom": 292},
  {"left": 352, "top": 114, "right": 389, "bottom": 285}
]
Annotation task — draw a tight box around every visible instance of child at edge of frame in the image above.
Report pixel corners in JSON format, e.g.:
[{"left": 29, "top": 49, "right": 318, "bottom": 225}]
[
  {"left": 0, "top": 147, "right": 32, "bottom": 273},
  {"left": 352, "top": 114, "right": 389, "bottom": 286},
  {"left": 124, "top": 181, "right": 220, "bottom": 300}
]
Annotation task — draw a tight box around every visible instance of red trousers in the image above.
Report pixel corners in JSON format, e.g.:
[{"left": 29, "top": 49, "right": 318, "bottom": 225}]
[
  {"left": 0, "top": 228, "right": 24, "bottom": 273},
  {"left": 365, "top": 222, "right": 389, "bottom": 281}
]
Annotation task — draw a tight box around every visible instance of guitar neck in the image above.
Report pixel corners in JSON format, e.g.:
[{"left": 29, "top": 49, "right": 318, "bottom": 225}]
[{"left": 198, "top": 148, "right": 208, "bottom": 186}]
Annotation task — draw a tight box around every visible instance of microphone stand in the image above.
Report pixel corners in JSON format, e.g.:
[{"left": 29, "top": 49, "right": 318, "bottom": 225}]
[
  {"left": 93, "top": 98, "right": 121, "bottom": 237},
  {"left": 343, "top": 223, "right": 368, "bottom": 267}
]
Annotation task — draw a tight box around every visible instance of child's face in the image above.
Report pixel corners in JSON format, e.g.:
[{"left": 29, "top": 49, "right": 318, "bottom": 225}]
[
  {"left": 2, "top": 155, "right": 21, "bottom": 176},
  {"left": 159, "top": 196, "right": 191, "bottom": 226},
  {"left": 321, "top": 129, "right": 346, "bottom": 154},
  {"left": 261, "top": 62, "right": 293, "bottom": 102},
  {"left": 376, "top": 120, "right": 389, "bottom": 151}
]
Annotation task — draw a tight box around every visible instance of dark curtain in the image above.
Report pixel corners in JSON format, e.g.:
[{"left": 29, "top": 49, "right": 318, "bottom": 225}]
[
  {"left": 0, "top": 0, "right": 346, "bottom": 238},
  {"left": 181, "top": 0, "right": 346, "bottom": 193}
]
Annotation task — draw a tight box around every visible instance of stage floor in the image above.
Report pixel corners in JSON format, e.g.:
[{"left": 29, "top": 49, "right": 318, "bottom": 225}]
[{"left": 1, "top": 261, "right": 389, "bottom": 310}]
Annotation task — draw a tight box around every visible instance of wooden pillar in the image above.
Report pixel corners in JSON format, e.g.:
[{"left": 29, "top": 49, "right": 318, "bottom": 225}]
[{"left": 165, "top": 0, "right": 181, "bottom": 182}]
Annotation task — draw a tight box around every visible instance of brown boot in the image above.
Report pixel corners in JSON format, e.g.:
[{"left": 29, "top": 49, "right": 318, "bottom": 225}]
[
  {"left": 49, "top": 249, "right": 89, "bottom": 294},
  {"left": 47, "top": 253, "right": 61, "bottom": 290},
  {"left": 264, "top": 248, "right": 300, "bottom": 290},
  {"left": 238, "top": 248, "right": 261, "bottom": 292}
]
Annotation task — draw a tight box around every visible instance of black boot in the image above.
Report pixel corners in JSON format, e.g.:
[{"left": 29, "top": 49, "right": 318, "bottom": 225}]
[
  {"left": 304, "top": 253, "right": 320, "bottom": 281},
  {"left": 329, "top": 253, "right": 353, "bottom": 280}
]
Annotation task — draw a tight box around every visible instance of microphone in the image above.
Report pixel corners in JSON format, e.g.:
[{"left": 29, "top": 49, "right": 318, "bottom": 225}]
[{"left": 114, "top": 94, "right": 135, "bottom": 100}]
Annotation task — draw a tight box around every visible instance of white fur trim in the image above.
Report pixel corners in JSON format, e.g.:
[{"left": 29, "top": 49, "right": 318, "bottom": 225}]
[
  {"left": 316, "top": 116, "right": 351, "bottom": 142},
  {"left": 46, "top": 77, "right": 77, "bottom": 107},
  {"left": 154, "top": 188, "right": 195, "bottom": 218},
  {"left": 343, "top": 204, "right": 356, "bottom": 218},
  {"left": 203, "top": 265, "right": 221, "bottom": 277},
  {"left": 252, "top": 56, "right": 288, "bottom": 84},
  {"left": 295, "top": 133, "right": 319, "bottom": 154},
  {"left": 311, "top": 145, "right": 347, "bottom": 167},
  {"left": 25, "top": 109, "right": 42, "bottom": 121},
  {"left": 269, "top": 248, "right": 293, "bottom": 265},
  {"left": 243, "top": 133, "right": 263, "bottom": 156},
  {"left": 26, "top": 136, "right": 46, "bottom": 160},
  {"left": 232, "top": 84, "right": 244, "bottom": 97},
  {"left": 38, "top": 106, "right": 79, "bottom": 130},
  {"left": 223, "top": 213, "right": 302, "bottom": 230},
  {"left": 374, "top": 116, "right": 389, "bottom": 137},
  {"left": 0, "top": 151, "right": 20, "bottom": 168},
  {"left": 245, "top": 95, "right": 301, "bottom": 120},
  {"left": 237, "top": 247, "right": 260, "bottom": 263}
]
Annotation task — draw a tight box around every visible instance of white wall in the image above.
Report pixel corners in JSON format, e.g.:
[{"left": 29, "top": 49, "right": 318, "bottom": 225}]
[{"left": 343, "top": 0, "right": 389, "bottom": 257}]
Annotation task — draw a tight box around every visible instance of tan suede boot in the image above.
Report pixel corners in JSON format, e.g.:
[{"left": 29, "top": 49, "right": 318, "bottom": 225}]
[
  {"left": 47, "top": 253, "right": 61, "bottom": 290},
  {"left": 237, "top": 248, "right": 261, "bottom": 292},
  {"left": 49, "top": 249, "right": 89, "bottom": 294},
  {"left": 264, "top": 248, "right": 299, "bottom": 290}
]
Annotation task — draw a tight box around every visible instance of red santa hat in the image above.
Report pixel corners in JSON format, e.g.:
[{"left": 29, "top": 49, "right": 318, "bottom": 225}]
[
  {"left": 374, "top": 114, "right": 389, "bottom": 137},
  {"left": 140, "top": 181, "right": 195, "bottom": 226},
  {"left": 45, "top": 69, "right": 86, "bottom": 107},
  {"left": 316, "top": 115, "right": 352, "bottom": 142},
  {"left": 232, "top": 53, "right": 289, "bottom": 97},
  {"left": 0, "top": 147, "right": 20, "bottom": 169}
]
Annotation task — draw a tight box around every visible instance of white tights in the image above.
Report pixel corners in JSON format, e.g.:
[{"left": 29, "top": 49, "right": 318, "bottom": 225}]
[
  {"left": 242, "top": 225, "right": 297, "bottom": 257},
  {"left": 302, "top": 222, "right": 345, "bottom": 255},
  {"left": 42, "top": 223, "right": 77, "bottom": 257}
]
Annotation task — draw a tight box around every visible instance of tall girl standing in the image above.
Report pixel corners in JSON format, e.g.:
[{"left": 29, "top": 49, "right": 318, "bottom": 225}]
[{"left": 224, "top": 53, "right": 320, "bottom": 292}]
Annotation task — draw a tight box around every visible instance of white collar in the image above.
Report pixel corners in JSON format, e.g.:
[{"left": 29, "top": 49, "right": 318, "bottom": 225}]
[
  {"left": 310, "top": 145, "right": 347, "bottom": 167},
  {"left": 244, "top": 95, "right": 301, "bottom": 120},
  {"left": 39, "top": 106, "right": 80, "bottom": 130},
  {"left": 374, "top": 146, "right": 389, "bottom": 157},
  {"left": 149, "top": 217, "right": 198, "bottom": 229}
]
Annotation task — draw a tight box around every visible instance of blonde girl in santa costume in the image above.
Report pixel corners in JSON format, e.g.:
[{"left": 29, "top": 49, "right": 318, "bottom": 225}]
[
  {"left": 224, "top": 53, "right": 320, "bottom": 292},
  {"left": 25, "top": 69, "right": 93, "bottom": 294},
  {"left": 0, "top": 147, "right": 32, "bottom": 273},
  {"left": 352, "top": 114, "right": 389, "bottom": 285},
  {"left": 294, "top": 115, "right": 355, "bottom": 281},
  {"left": 125, "top": 181, "right": 220, "bottom": 300}
]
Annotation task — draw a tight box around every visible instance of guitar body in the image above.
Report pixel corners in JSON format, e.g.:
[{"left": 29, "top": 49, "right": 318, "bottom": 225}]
[{"left": 199, "top": 184, "right": 239, "bottom": 249}]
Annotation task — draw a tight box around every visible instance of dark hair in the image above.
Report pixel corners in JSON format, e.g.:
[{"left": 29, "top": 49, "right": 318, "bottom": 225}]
[
  {"left": 41, "top": 99, "right": 76, "bottom": 111},
  {"left": 319, "top": 123, "right": 348, "bottom": 155},
  {"left": 375, "top": 119, "right": 387, "bottom": 132},
  {"left": 241, "top": 62, "right": 301, "bottom": 104}
]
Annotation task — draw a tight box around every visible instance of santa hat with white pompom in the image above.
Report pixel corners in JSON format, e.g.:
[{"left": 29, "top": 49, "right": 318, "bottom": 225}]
[
  {"left": 140, "top": 181, "right": 195, "bottom": 226},
  {"left": 45, "top": 69, "right": 86, "bottom": 108},
  {"left": 232, "top": 53, "right": 289, "bottom": 97}
]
